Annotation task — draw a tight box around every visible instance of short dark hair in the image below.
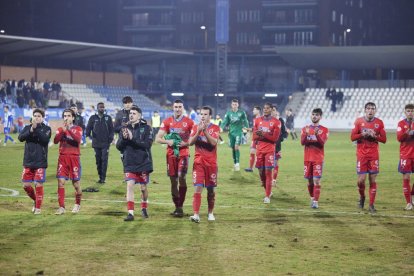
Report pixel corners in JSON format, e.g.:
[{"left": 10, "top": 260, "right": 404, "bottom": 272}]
[
  {"left": 4, "top": 105, "right": 9, "bottom": 110},
  {"left": 232, "top": 99, "right": 239, "bottom": 103},
  {"left": 405, "top": 104, "right": 414, "bottom": 110},
  {"left": 130, "top": 105, "right": 142, "bottom": 114},
  {"left": 201, "top": 106, "right": 212, "bottom": 115},
  {"left": 254, "top": 106, "right": 262, "bottom": 112},
  {"left": 174, "top": 99, "right": 184, "bottom": 104},
  {"left": 365, "top": 102, "right": 376, "bottom": 109},
  {"left": 264, "top": 102, "right": 273, "bottom": 109},
  {"left": 62, "top": 108, "right": 76, "bottom": 118},
  {"left": 70, "top": 103, "right": 77, "bottom": 108},
  {"left": 97, "top": 102, "right": 105, "bottom": 107},
  {"left": 122, "top": 96, "right": 133, "bottom": 104},
  {"left": 33, "top": 108, "right": 45, "bottom": 118},
  {"left": 312, "top": 108, "right": 323, "bottom": 116}
]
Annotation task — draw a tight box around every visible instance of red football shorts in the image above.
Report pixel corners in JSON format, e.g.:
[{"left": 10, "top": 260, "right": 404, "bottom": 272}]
[
  {"left": 166, "top": 154, "right": 189, "bottom": 177},
  {"left": 304, "top": 161, "right": 324, "bottom": 179},
  {"left": 22, "top": 167, "right": 46, "bottom": 183},
  {"left": 357, "top": 157, "right": 379, "bottom": 174},
  {"left": 56, "top": 155, "right": 81, "bottom": 180},
  {"left": 255, "top": 150, "right": 275, "bottom": 169},
  {"left": 398, "top": 158, "right": 414, "bottom": 174},
  {"left": 192, "top": 163, "right": 218, "bottom": 187},
  {"left": 124, "top": 172, "right": 150, "bottom": 184}
]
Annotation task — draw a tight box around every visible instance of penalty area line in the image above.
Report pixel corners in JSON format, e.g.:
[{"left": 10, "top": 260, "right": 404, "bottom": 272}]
[{"left": 1, "top": 187, "right": 414, "bottom": 219}]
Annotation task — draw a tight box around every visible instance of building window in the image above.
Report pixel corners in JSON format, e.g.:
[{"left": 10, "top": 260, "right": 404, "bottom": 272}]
[
  {"left": 332, "top": 10, "right": 336, "bottom": 22},
  {"left": 132, "top": 13, "right": 149, "bottom": 26},
  {"left": 359, "top": 0, "right": 363, "bottom": 8},
  {"left": 274, "top": 32, "right": 286, "bottom": 45},
  {"left": 340, "top": 14, "right": 343, "bottom": 25},
  {"left": 237, "top": 10, "right": 260, "bottom": 23},
  {"left": 332, "top": 33, "right": 336, "bottom": 45},
  {"left": 181, "top": 12, "right": 204, "bottom": 23},
  {"left": 294, "top": 9, "right": 314, "bottom": 24},
  {"left": 293, "top": 31, "right": 313, "bottom": 46}
]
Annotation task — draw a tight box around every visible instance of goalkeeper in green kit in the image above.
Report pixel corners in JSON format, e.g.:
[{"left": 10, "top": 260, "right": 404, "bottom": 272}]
[{"left": 220, "top": 99, "right": 249, "bottom": 171}]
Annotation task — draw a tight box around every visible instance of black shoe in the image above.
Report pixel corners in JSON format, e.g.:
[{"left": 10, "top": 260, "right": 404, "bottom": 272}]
[
  {"left": 141, "top": 208, "right": 149, "bottom": 218},
  {"left": 96, "top": 179, "right": 106, "bottom": 184},
  {"left": 368, "top": 204, "right": 377, "bottom": 214},
  {"left": 358, "top": 196, "right": 365, "bottom": 209},
  {"left": 170, "top": 207, "right": 184, "bottom": 218},
  {"left": 124, "top": 213, "right": 134, "bottom": 221}
]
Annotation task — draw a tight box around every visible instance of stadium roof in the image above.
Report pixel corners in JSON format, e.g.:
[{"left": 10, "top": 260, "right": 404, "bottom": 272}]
[
  {"left": 0, "top": 35, "right": 193, "bottom": 65},
  {"left": 264, "top": 45, "right": 414, "bottom": 70}
]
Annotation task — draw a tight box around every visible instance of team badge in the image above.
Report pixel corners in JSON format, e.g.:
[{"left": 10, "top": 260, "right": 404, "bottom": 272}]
[
  {"left": 209, "top": 129, "right": 213, "bottom": 134},
  {"left": 374, "top": 124, "right": 379, "bottom": 128},
  {"left": 318, "top": 130, "right": 323, "bottom": 135},
  {"left": 183, "top": 122, "right": 187, "bottom": 127},
  {"left": 270, "top": 122, "right": 274, "bottom": 126}
]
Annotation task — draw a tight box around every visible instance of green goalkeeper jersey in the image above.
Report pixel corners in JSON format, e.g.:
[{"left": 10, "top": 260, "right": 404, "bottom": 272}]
[{"left": 220, "top": 109, "right": 249, "bottom": 136}]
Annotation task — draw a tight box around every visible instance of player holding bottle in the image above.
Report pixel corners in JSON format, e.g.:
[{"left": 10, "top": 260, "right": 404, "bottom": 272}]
[
  {"left": 351, "top": 102, "right": 386, "bottom": 213},
  {"left": 396, "top": 104, "right": 414, "bottom": 210},
  {"left": 155, "top": 99, "right": 194, "bottom": 217},
  {"left": 253, "top": 103, "right": 281, "bottom": 204},
  {"left": 300, "top": 108, "right": 329, "bottom": 209},
  {"left": 188, "top": 106, "right": 220, "bottom": 223},
  {"left": 54, "top": 109, "right": 83, "bottom": 215}
]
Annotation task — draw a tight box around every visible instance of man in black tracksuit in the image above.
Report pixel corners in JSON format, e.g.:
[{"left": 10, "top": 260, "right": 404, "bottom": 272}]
[
  {"left": 114, "top": 96, "right": 134, "bottom": 134},
  {"left": 86, "top": 102, "right": 114, "bottom": 183},
  {"left": 116, "top": 106, "right": 153, "bottom": 221},
  {"left": 18, "top": 108, "right": 51, "bottom": 214},
  {"left": 70, "top": 104, "right": 86, "bottom": 144}
]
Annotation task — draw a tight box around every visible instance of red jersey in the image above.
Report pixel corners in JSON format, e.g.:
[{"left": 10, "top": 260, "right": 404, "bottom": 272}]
[
  {"left": 160, "top": 116, "right": 194, "bottom": 157},
  {"left": 397, "top": 119, "right": 414, "bottom": 159},
  {"left": 253, "top": 115, "right": 281, "bottom": 152},
  {"left": 300, "top": 124, "right": 329, "bottom": 162},
  {"left": 190, "top": 123, "right": 220, "bottom": 166},
  {"left": 351, "top": 117, "right": 386, "bottom": 159},
  {"left": 54, "top": 125, "right": 83, "bottom": 156}
]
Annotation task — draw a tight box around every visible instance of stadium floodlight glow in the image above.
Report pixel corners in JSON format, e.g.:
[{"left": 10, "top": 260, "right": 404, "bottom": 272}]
[
  {"left": 171, "top": 92, "right": 184, "bottom": 96},
  {"left": 200, "top": 25, "right": 206, "bottom": 30},
  {"left": 264, "top": 93, "right": 278, "bottom": 97},
  {"left": 0, "top": 30, "right": 5, "bottom": 34},
  {"left": 214, "top": 93, "right": 224, "bottom": 97},
  {"left": 346, "top": 28, "right": 351, "bottom": 33}
]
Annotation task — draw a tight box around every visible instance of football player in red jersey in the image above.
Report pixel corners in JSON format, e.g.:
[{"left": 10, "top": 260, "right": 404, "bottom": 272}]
[
  {"left": 396, "top": 104, "right": 414, "bottom": 210},
  {"left": 300, "top": 108, "right": 329, "bottom": 209},
  {"left": 54, "top": 109, "right": 83, "bottom": 215},
  {"left": 253, "top": 103, "right": 281, "bottom": 204},
  {"left": 155, "top": 99, "right": 194, "bottom": 217},
  {"left": 351, "top": 102, "right": 387, "bottom": 213},
  {"left": 188, "top": 106, "right": 220, "bottom": 223}
]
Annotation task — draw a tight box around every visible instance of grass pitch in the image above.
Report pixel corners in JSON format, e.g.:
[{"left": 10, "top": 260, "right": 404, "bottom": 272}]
[{"left": 0, "top": 131, "right": 413, "bottom": 275}]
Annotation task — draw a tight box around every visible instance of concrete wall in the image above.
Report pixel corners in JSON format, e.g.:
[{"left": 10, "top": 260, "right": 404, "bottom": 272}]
[
  {"left": 0, "top": 66, "right": 35, "bottom": 81},
  {"left": 105, "top": 72, "right": 133, "bottom": 88},
  {"left": 37, "top": 68, "right": 71, "bottom": 83},
  {"left": 72, "top": 70, "right": 103, "bottom": 85}
]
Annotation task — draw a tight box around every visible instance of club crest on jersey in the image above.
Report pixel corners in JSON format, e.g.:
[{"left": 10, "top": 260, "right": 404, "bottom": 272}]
[
  {"left": 318, "top": 130, "right": 323, "bottom": 135},
  {"left": 208, "top": 129, "right": 213, "bottom": 134},
  {"left": 183, "top": 122, "right": 187, "bottom": 127},
  {"left": 374, "top": 124, "right": 379, "bottom": 128},
  {"left": 270, "top": 122, "right": 274, "bottom": 126}
]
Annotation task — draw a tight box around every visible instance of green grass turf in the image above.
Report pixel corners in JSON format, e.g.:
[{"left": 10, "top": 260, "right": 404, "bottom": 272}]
[{"left": 0, "top": 131, "right": 413, "bottom": 275}]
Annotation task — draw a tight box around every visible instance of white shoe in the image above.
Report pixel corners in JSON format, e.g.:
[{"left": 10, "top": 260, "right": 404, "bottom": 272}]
[
  {"left": 311, "top": 200, "right": 319, "bottom": 209},
  {"left": 310, "top": 197, "right": 314, "bottom": 207},
  {"left": 208, "top": 213, "right": 215, "bottom": 221},
  {"left": 32, "top": 203, "right": 35, "bottom": 213},
  {"left": 219, "top": 141, "right": 225, "bottom": 144},
  {"left": 55, "top": 207, "right": 65, "bottom": 215},
  {"left": 33, "top": 208, "right": 41, "bottom": 215},
  {"left": 234, "top": 163, "right": 240, "bottom": 171},
  {"left": 404, "top": 203, "right": 413, "bottom": 211},
  {"left": 72, "top": 204, "right": 81, "bottom": 213},
  {"left": 190, "top": 214, "right": 200, "bottom": 223},
  {"left": 263, "top": 197, "right": 270, "bottom": 204}
]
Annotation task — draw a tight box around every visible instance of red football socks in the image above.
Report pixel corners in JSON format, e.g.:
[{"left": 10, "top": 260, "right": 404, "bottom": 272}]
[
  {"left": 265, "top": 169, "right": 272, "bottom": 197},
  {"left": 35, "top": 186, "right": 44, "bottom": 209},
  {"left": 141, "top": 201, "right": 148, "bottom": 209},
  {"left": 58, "top": 187, "right": 65, "bottom": 208},
  {"left": 308, "top": 183, "right": 314, "bottom": 197},
  {"left": 24, "top": 186, "right": 36, "bottom": 201},
  {"left": 192, "top": 193, "right": 201, "bottom": 214},
  {"left": 127, "top": 201, "right": 135, "bottom": 211},
  {"left": 369, "top": 182, "right": 377, "bottom": 205},
  {"left": 313, "top": 184, "right": 321, "bottom": 201},
  {"left": 75, "top": 192, "right": 82, "bottom": 205},
  {"left": 358, "top": 182, "right": 365, "bottom": 198},
  {"left": 403, "top": 179, "right": 411, "bottom": 203}
]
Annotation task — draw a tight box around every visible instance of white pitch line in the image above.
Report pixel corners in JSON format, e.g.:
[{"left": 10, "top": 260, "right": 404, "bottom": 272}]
[{"left": 1, "top": 187, "right": 414, "bottom": 219}]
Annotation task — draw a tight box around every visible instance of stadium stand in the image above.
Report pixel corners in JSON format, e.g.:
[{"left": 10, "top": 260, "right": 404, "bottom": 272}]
[
  {"left": 89, "top": 85, "right": 162, "bottom": 111},
  {"left": 61, "top": 84, "right": 163, "bottom": 112},
  {"left": 291, "top": 87, "right": 414, "bottom": 130}
]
